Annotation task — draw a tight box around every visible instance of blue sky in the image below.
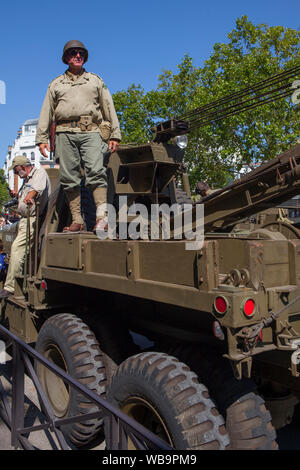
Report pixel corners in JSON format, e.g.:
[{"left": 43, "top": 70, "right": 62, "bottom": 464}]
[{"left": 0, "top": 0, "right": 299, "bottom": 165}]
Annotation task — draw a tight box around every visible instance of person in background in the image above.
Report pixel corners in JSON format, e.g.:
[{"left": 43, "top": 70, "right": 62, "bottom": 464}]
[
  {"left": 192, "top": 181, "right": 220, "bottom": 202},
  {"left": 0, "top": 240, "right": 7, "bottom": 283},
  {"left": 0, "top": 156, "right": 50, "bottom": 298}
]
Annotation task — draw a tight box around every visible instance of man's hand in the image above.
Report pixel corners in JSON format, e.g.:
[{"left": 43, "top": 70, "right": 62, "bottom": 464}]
[
  {"left": 39, "top": 143, "right": 50, "bottom": 158},
  {"left": 9, "top": 189, "right": 18, "bottom": 198},
  {"left": 23, "top": 190, "right": 37, "bottom": 206},
  {"left": 108, "top": 139, "right": 119, "bottom": 153}
]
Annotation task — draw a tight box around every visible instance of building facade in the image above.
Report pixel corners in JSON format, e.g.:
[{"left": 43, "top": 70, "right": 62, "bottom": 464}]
[{"left": 3, "top": 119, "right": 56, "bottom": 191}]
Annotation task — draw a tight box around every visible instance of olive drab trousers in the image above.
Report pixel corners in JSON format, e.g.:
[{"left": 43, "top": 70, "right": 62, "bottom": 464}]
[
  {"left": 4, "top": 217, "right": 36, "bottom": 293},
  {"left": 55, "top": 132, "right": 108, "bottom": 192}
]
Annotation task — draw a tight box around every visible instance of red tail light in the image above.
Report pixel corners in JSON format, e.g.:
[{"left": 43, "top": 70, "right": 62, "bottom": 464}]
[
  {"left": 242, "top": 298, "right": 255, "bottom": 318},
  {"left": 214, "top": 296, "right": 228, "bottom": 315}
]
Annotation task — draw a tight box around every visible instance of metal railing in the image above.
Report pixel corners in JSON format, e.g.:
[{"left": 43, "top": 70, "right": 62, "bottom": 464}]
[{"left": 0, "top": 324, "right": 172, "bottom": 451}]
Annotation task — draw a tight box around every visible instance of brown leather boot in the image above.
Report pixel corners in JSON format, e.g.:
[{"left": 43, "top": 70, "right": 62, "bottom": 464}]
[
  {"left": 63, "top": 222, "right": 85, "bottom": 232},
  {"left": 63, "top": 189, "right": 85, "bottom": 232}
]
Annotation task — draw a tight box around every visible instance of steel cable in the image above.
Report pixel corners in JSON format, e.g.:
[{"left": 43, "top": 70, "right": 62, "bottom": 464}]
[{"left": 175, "top": 66, "right": 300, "bottom": 127}]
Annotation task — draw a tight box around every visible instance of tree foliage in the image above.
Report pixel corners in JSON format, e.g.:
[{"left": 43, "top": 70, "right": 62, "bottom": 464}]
[
  {"left": 113, "top": 16, "right": 300, "bottom": 189},
  {"left": 0, "top": 168, "right": 9, "bottom": 209}
]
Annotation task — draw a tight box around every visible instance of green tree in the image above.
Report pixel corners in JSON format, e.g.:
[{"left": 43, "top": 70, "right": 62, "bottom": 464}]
[
  {"left": 113, "top": 56, "right": 202, "bottom": 144},
  {"left": 113, "top": 17, "right": 300, "bottom": 189},
  {"left": 0, "top": 169, "right": 9, "bottom": 209},
  {"left": 187, "top": 16, "right": 300, "bottom": 188},
  {"left": 113, "top": 84, "right": 151, "bottom": 143}
]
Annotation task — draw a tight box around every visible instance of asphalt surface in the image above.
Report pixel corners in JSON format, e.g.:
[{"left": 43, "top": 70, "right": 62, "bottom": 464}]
[{"left": 0, "top": 350, "right": 300, "bottom": 451}]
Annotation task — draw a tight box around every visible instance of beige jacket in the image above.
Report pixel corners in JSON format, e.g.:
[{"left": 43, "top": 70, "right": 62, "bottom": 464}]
[
  {"left": 36, "top": 69, "right": 121, "bottom": 144},
  {"left": 17, "top": 167, "right": 51, "bottom": 217}
]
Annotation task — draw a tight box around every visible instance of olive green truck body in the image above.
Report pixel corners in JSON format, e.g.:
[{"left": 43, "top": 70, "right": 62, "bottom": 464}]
[{"left": 2, "top": 140, "right": 300, "bottom": 449}]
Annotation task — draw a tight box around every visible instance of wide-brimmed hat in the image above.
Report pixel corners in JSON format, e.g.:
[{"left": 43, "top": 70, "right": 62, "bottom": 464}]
[{"left": 8, "top": 155, "right": 31, "bottom": 171}]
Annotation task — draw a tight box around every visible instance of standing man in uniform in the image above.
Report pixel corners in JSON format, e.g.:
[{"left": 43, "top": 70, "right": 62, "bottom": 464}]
[
  {"left": 0, "top": 156, "right": 51, "bottom": 298},
  {"left": 36, "top": 40, "right": 121, "bottom": 232}
]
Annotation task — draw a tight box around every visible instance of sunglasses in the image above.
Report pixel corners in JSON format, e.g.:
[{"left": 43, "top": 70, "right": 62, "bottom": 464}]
[{"left": 69, "top": 49, "right": 86, "bottom": 58}]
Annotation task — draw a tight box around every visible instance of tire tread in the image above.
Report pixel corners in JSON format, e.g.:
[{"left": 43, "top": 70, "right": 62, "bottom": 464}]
[{"left": 107, "top": 352, "right": 230, "bottom": 450}]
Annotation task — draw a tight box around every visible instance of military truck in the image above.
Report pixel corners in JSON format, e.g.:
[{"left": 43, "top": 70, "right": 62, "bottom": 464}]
[{"left": 1, "top": 123, "right": 300, "bottom": 450}]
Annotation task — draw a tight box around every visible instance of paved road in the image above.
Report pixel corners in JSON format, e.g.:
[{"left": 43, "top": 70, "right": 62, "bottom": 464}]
[{"left": 1, "top": 353, "right": 300, "bottom": 451}]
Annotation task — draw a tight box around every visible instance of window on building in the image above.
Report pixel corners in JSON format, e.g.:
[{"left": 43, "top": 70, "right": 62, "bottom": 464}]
[
  {"left": 23, "top": 152, "right": 27, "bottom": 158},
  {"left": 31, "top": 152, "right": 35, "bottom": 161}
]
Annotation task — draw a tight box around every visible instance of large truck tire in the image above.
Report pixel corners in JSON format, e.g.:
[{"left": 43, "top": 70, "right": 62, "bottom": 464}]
[
  {"left": 35, "top": 313, "right": 107, "bottom": 448},
  {"left": 225, "top": 390, "right": 278, "bottom": 450},
  {"left": 169, "top": 344, "right": 278, "bottom": 450},
  {"left": 106, "top": 351, "right": 230, "bottom": 450}
]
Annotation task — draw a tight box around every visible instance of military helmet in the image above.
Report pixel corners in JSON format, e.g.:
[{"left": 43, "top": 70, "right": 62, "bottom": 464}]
[{"left": 62, "top": 40, "right": 88, "bottom": 64}]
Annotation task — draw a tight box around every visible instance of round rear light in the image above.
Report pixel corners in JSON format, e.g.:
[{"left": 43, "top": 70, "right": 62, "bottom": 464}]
[
  {"left": 214, "top": 296, "right": 228, "bottom": 315},
  {"left": 242, "top": 298, "right": 255, "bottom": 318}
]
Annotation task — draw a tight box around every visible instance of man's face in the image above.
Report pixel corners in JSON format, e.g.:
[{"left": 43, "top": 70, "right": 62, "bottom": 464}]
[
  {"left": 66, "top": 48, "right": 85, "bottom": 70},
  {"left": 14, "top": 165, "right": 30, "bottom": 179}
]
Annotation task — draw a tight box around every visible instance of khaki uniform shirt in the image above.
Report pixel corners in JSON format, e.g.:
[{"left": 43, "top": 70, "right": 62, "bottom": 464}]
[
  {"left": 17, "top": 167, "right": 51, "bottom": 217},
  {"left": 36, "top": 69, "right": 121, "bottom": 144}
]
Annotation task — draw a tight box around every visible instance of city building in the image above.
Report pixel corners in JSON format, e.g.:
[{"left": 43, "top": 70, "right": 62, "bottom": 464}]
[{"left": 3, "top": 119, "right": 56, "bottom": 191}]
